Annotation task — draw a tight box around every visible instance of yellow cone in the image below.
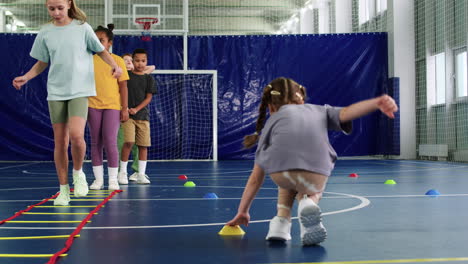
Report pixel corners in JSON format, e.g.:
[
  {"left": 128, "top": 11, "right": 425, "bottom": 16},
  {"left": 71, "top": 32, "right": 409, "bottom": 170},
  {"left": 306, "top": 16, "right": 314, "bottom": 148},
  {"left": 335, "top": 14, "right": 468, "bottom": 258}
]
[{"left": 218, "top": 225, "right": 245, "bottom": 236}]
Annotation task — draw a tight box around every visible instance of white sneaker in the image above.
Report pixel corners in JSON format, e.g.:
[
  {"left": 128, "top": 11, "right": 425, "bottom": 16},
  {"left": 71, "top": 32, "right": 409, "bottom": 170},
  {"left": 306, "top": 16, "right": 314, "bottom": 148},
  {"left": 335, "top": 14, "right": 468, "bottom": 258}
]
[
  {"left": 265, "top": 216, "right": 291, "bottom": 241},
  {"left": 89, "top": 180, "right": 103, "bottom": 190},
  {"left": 298, "top": 197, "right": 327, "bottom": 246},
  {"left": 118, "top": 171, "right": 129, "bottom": 185},
  {"left": 108, "top": 179, "right": 120, "bottom": 190},
  {"left": 137, "top": 174, "right": 151, "bottom": 184},
  {"left": 54, "top": 190, "right": 70, "bottom": 206},
  {"left": 73, "top": 171, "right": 89, "bottom": 197},
  {"left": 128, "top": 172, "right": 138, "bottom": 182}
]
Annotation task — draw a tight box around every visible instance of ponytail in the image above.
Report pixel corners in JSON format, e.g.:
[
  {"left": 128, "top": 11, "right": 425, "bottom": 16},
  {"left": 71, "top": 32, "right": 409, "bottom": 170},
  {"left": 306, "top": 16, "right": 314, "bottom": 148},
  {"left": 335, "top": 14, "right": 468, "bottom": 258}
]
[
  {"left": 69, "top": 0, "right": 87, "bottom": 23},
  {"left": 243, "top": 85, "right": 271, "bottom": 149},
  {"left": 95, "top": 24, "right": 115, "bottom": 42}
]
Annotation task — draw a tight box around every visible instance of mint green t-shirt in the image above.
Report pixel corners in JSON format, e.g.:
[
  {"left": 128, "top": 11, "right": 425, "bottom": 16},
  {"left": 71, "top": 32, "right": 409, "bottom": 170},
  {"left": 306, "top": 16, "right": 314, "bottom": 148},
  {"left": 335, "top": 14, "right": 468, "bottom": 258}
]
[{"left": 30, "top": 20, "right": 104, "bottom": 101}]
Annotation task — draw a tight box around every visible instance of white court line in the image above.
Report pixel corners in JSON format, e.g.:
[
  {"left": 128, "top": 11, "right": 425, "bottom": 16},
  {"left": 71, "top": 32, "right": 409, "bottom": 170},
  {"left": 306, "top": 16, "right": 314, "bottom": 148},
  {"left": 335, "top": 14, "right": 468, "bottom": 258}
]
[
  {"left": 19, "top": 170, "right": 254, "bottom": 176},
  {"left": 16, "top": 165, "right": 468, "bottom": 178},
  {"left": 0, "top": 162, "right": 40, "bottom": 170},
  {"left": 0, "top": 191, "right": 369, "bottom": 230},
  {"left": 2, "top": 193, "right": 468, "bottom": 203},
  {"left": 2, "top": 193, "right": 468, "bottom": 204}
]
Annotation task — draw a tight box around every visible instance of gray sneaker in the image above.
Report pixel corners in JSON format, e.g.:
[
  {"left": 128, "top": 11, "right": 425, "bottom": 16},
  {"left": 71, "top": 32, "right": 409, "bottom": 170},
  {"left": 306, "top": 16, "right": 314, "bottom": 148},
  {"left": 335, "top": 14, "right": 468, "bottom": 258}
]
[{"left": 298, "top": 197, "right": 327, "bottom": 246}]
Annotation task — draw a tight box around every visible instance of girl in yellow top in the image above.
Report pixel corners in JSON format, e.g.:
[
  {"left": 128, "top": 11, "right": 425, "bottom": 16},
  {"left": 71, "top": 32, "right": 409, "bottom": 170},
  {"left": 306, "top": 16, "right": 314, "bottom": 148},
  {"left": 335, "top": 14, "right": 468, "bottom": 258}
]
[{"left": 88, "top": 24, "right": 129, "bottom": 190}]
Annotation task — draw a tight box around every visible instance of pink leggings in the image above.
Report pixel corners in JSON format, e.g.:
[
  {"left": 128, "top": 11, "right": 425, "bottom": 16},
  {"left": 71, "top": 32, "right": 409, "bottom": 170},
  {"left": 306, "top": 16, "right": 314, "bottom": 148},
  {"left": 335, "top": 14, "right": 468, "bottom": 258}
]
[{"left": 87, "top": 108, "right": 120, "bottom": 167}]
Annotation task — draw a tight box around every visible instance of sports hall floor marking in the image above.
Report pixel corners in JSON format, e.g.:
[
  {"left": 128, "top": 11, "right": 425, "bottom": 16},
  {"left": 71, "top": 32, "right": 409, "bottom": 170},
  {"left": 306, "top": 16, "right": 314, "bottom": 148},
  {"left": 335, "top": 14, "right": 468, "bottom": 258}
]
[
  {"left": 0, "top": 190, "right": 370, "bottom": 230},
  {"left": 0, "top": 235, "right": 80, "bottom": 240},
  {"left": 269, "top": 257, "right": 468, "bottom": 264},
  {"left": 0, "top": 189, "right": 122, "bottom": 263}
]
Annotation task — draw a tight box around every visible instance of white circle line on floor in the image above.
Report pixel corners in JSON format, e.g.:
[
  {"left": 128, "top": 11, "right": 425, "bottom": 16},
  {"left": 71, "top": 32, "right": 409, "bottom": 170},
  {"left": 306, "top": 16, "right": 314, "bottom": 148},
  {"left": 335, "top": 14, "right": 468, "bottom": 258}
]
[{"left": 0, "top": 191, "right": 369, "bottom": 230}]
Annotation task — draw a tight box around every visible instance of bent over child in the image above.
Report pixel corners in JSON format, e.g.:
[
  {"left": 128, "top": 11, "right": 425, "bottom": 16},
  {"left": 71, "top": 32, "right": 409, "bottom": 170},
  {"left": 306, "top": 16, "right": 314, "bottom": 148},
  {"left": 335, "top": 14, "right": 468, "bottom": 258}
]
[{"left": 227, "top": 77, "right": 398, "bottom": 246}]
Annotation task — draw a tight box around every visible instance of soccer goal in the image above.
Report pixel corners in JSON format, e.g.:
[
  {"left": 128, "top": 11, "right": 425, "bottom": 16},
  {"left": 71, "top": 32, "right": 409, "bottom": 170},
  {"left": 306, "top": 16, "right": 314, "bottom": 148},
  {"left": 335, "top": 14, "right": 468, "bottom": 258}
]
[{"left": 148, "top": 70, "right": 218, "bottom": 161}]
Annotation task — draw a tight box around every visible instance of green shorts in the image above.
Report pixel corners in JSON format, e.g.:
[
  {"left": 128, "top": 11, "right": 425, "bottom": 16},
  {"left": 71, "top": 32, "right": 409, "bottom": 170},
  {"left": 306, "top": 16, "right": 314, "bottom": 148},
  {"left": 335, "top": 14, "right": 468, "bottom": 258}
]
[{"left": 48, "top": 97, "right": 88, "bottom": 124}]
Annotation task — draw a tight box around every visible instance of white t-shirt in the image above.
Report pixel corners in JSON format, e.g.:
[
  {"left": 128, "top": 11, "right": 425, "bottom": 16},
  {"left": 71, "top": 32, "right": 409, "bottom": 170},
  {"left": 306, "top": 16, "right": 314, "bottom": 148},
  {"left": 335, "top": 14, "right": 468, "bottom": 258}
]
[{"left": 30, "top": 20, "right": 104, "bottom": 101}]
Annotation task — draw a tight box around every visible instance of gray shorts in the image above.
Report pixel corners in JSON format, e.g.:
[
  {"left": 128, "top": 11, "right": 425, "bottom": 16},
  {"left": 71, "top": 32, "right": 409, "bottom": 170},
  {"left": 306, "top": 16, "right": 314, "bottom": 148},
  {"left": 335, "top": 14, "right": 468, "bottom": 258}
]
[{"left": 48, "top": 97, "right": 88, "bottom": 124}]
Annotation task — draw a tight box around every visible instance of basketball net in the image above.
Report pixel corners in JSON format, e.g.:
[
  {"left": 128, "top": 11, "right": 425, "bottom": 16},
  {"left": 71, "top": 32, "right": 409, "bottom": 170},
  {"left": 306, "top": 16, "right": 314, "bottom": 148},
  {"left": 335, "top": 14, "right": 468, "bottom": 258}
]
[{"left": 135, "top": 17, "right": 158, "bottom": 41}]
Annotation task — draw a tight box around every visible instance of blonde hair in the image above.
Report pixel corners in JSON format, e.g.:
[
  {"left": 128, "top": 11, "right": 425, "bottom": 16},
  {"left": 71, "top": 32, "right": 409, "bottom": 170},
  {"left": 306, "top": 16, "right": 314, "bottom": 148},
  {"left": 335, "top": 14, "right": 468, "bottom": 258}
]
[
  {"left": 243, "top": 77, "right": 307, "bottom": 148},
  {"left": 47, "top": 0, "right": 87, "bottom": 23}
]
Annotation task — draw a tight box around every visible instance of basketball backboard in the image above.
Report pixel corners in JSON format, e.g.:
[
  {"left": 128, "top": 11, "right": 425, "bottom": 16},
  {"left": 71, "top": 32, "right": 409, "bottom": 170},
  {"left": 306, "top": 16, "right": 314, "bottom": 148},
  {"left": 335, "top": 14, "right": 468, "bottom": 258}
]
[{"left": 105, "top": 0, "right": 188, "bottom": 35}]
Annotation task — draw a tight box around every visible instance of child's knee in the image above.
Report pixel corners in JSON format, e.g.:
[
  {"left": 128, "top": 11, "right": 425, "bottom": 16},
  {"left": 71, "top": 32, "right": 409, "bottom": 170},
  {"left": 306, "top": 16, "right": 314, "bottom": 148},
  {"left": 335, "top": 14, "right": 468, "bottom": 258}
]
[{"left": 123, "top": 142, "right": 134, "bottom": 149}]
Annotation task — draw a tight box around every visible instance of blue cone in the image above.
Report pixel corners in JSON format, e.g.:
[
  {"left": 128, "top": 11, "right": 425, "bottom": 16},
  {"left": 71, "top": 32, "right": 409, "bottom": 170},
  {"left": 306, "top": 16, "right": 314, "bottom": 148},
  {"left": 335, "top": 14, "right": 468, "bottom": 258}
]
[
  {"left": 203, "top": 192, "right": 219, "bottom": 199},
  {"left": 425, "top": 189, "right": 441, "bottom": 196}
]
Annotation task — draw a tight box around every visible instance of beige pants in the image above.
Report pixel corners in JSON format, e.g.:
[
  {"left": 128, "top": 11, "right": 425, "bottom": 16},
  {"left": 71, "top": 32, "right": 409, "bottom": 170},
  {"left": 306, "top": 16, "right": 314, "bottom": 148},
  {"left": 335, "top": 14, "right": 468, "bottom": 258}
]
[
  {"left": 270, "top": 170, "right": 328, "bottom": 198},
  {"left": 270, "top": 170, "right": 328, "bottom": 218}
]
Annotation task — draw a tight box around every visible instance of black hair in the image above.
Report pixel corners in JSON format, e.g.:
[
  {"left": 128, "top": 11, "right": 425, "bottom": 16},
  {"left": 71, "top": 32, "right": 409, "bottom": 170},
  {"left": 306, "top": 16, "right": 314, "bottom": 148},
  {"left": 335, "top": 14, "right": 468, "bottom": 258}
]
[
  {"left": 132, "top": 48, "right": 148, "bottom": 58},
  {"left": 95, "top": 24, "right": 115, "bottom": 42}
]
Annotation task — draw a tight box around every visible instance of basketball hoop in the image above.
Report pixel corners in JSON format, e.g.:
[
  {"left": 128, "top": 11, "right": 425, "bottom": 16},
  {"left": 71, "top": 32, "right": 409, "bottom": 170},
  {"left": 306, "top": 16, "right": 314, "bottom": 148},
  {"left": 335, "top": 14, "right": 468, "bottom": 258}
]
[{"left": 135, "top": 17, "right": 158, "bottom": 41}]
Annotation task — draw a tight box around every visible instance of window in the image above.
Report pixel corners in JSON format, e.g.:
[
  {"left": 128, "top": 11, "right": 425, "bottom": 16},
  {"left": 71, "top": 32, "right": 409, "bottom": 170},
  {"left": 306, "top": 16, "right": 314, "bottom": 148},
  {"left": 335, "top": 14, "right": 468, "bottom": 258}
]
[
  {"left": 435, "top": 53, "right": 446, "bottom": 104},
  {"left": 456, "top": 51, "right": 467, "bottom": 98},
  {"left": 376, "top": 0, "right": 387, "bottom": 14},
  {"left": 359, "top": 0, "right": 386, "bottom": 25}
]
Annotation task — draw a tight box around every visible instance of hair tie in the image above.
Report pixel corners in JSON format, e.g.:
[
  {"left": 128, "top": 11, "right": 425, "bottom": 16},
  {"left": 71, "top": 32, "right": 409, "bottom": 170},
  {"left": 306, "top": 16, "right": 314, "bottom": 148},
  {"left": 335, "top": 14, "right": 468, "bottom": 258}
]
[
  {"left": 267, "top": 84, "right": 273, "bottom": 89},
  {"left": 295, "top": 92, "right": 303, "bottom": 100},
  {"left": 270, "top": 91, "right": 281, "bottom": 95},
  {"left": 253, "top": 131, "right": 258, "bottom": 135}
]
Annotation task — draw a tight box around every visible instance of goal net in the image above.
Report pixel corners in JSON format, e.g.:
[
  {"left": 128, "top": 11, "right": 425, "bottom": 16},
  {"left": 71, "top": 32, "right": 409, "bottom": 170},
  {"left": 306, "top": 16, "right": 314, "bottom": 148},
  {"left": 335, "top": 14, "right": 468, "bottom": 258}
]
[
  {"left": 148, "top": 70, "right": 217, "bottom": 161},
  {"left": 84, "top": 70, "right": 217, "bottom": 161}
]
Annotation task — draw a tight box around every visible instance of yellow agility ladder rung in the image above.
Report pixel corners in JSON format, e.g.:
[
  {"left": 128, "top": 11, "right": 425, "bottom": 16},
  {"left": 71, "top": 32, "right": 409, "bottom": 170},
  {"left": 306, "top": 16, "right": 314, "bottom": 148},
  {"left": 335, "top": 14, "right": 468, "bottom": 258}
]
[
  {"left": 0, "top": 235, "right": 80, "bottom": 240},
  {"left": 0, "top": 254, "right": 68, "bottom": 258}
]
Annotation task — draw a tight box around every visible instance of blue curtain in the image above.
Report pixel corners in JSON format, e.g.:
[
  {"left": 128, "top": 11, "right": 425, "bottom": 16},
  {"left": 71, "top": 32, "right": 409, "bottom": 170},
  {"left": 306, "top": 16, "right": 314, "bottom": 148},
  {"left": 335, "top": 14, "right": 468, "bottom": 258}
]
[
  {"left": 189, "top": 33, "right": 391, "bottom": 159},
  {"left": 0, "top": 32, "right": 394, "bottom": 161}
]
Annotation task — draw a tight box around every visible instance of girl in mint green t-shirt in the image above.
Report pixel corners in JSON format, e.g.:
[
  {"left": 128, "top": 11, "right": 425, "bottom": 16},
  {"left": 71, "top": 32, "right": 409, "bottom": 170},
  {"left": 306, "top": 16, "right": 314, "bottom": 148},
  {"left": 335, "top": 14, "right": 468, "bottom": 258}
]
[{"left": 12, "top": 0, "right": 123, "bottom": 206}]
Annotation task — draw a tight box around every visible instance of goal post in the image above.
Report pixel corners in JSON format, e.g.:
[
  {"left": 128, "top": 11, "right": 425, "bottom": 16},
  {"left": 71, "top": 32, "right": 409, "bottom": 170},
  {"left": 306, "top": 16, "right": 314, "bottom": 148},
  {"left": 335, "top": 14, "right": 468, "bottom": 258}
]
[{"left": 149, "top": 69, "right": 218, "bottom": 161}]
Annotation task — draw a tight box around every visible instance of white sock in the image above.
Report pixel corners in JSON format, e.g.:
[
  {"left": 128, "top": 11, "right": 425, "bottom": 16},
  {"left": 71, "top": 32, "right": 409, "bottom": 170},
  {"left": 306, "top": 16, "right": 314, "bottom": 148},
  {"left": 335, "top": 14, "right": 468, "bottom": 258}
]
[
  {"left": 72, "top": 168, "right": 83, "bottom": 176},
  {"left": 138, "top": 160, "right": 147, "bottom": 175},
  {"left": 92, "top": 165, "right": 104, "bottom": 182},
  {"left": 108, "top": 167, "right": 118, "bottom": 181},
  {"left": 60, "top": 184, "right": 70, "bottom": 193},
  {"left": 120, "top": 161, "right": 128, "bottom": 174}
]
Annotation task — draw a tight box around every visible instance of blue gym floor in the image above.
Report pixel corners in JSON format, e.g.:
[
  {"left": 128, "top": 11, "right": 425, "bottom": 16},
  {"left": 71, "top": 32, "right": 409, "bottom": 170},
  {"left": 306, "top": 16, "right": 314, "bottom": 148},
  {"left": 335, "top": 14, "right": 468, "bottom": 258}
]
[{"left": 1, "top": 159, "right": 468, "bottom": 264}]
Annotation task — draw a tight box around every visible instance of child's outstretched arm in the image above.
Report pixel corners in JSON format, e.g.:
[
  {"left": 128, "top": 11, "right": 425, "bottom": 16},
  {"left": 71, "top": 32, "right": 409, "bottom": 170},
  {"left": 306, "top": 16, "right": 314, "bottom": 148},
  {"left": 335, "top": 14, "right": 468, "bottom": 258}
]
[
  {"left": 339, "top": 94, "right": 398, "bottom": 122},
  {"left": 226, "top": 164, "right": 266, "bottom": 227},
  {"left": 12, "top": 61, "right": 48, "bottom": 90},
  {"left": 96, "top": 50, "right": 123, "bottom": 79}
]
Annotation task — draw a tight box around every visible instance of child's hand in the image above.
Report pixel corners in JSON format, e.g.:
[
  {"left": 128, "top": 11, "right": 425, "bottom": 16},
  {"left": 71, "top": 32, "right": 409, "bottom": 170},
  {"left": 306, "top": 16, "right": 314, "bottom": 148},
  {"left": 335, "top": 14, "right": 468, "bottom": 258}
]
[
  {"left": 112, "top": 66, "right": 123, "bottom": 79},
  {"left": 120, "top": 109, "right": 129, "bottom": 122},
  {"left": 226, "top": 212, "right": 250, "bottom": 227},
  {"left": 377, "top": 95, "right": 398, "bottom": 119},
  {"left": 128, "top": 108, "right": 138, "bottom": 115},
  {"left": 12, "top": 76, "right": 28, "bottom": 90}
]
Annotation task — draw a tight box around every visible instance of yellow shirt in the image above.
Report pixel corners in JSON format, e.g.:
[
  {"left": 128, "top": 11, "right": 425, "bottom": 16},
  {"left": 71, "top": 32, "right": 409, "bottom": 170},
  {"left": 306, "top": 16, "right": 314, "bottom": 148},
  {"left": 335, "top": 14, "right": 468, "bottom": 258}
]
[{"left": 89, "top": 53, "right": 129, "bottom": 110}]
